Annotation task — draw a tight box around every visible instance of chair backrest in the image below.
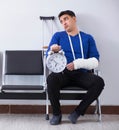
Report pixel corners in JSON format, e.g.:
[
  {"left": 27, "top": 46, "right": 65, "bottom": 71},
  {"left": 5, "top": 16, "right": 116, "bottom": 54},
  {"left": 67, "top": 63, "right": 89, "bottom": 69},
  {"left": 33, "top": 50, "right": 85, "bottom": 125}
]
[
  {"left": 4, "top": 50, "right": 43, "bottom": 75},
  {"left": 2, "top": 50, "right": 44, "bottom": 86}
]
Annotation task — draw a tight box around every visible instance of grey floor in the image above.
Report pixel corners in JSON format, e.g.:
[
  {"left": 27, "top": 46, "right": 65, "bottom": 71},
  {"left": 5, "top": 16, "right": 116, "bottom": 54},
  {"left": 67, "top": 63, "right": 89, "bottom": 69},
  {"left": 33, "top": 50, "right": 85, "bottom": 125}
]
[{"left": 0, "top": 114, "right": 119, "bottom": 130}]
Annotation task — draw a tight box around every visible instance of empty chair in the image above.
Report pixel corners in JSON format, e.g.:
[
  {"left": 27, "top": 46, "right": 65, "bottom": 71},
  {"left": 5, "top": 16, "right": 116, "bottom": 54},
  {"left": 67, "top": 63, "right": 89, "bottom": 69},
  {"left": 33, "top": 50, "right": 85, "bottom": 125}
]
[{"left": 1, "top": 50, "right": 46, "bottom": 100}]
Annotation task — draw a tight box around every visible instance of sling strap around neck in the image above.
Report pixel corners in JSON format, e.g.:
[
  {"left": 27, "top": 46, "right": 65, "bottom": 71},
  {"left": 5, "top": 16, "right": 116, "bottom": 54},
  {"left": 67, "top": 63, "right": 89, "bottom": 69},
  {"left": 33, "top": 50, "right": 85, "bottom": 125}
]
[{"left": 68, "top": 32, "right": 84, "bottom": 60}]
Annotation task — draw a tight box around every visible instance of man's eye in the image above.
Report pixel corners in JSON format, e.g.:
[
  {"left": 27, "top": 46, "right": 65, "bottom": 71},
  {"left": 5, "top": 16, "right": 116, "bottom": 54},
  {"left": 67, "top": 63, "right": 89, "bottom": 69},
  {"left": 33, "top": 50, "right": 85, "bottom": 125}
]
[
  {"left": 65, "top": 17, "right": 68, "bottom": 20},
  {"left": 60, "top": 21, "right": 63, "bottom": 24}
]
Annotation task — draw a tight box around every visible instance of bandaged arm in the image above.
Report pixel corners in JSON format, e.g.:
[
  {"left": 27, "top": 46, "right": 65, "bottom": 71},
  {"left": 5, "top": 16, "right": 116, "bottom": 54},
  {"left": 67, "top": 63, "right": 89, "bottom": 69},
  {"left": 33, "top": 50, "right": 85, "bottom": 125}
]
[{"left": 73, "top": 57, "right": 99, "bottom": 70}]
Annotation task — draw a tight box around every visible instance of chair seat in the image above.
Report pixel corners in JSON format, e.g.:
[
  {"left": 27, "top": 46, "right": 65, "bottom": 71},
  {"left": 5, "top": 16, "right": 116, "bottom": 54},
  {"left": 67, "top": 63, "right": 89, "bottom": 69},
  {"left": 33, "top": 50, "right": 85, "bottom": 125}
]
[
  {"left": 1, "top": 85, "right": 44, "bottom": 93},
  {"left": 60, "top": 86, "right": 87, "bottom": 100}
]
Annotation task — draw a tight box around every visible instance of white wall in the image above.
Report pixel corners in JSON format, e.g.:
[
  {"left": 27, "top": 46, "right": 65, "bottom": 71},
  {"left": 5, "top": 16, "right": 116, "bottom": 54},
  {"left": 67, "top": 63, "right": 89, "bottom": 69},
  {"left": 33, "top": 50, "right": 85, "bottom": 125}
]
[{"left": 0, "top": 0, "right": 119, "bottom": 105}]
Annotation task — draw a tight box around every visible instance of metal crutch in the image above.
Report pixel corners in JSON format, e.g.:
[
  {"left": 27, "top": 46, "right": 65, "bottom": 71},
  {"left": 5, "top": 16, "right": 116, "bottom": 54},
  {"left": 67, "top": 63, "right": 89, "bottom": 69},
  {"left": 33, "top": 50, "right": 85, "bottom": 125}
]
[{"left": 40, "top": 16, "right": 55, "bottom": 120}]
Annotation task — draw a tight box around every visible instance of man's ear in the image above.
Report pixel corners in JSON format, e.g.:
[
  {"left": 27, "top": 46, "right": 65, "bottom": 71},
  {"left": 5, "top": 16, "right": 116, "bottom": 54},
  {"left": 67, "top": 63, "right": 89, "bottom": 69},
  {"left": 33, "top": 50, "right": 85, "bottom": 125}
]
[{"left": 73, "top": 16, "right": 76, "bottom": 22}]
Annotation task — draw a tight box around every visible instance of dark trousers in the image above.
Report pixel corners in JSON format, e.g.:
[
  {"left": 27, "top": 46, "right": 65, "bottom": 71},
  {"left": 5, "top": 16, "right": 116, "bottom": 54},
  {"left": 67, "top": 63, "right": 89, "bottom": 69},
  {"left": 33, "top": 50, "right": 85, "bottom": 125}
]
[{"left": 47, "top": 69, "right": 105, "bottom": 116}]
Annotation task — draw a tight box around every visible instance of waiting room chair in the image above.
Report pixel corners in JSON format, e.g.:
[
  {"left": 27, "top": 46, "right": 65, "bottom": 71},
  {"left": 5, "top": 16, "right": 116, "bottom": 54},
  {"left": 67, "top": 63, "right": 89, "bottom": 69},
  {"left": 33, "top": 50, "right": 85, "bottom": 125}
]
[
  {"left": 45, "top": 70, "right": 102, "bottom": 122},
  {"left": 1, "top": 50, "right": 46, "bottom": 100}
]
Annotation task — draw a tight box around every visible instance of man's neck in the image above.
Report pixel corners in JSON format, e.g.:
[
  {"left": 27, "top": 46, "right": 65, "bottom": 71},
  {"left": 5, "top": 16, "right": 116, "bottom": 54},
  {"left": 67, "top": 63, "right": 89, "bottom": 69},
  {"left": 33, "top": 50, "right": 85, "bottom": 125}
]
[{"left": 67, "top": 28, "right": 79, "bottom": 36}]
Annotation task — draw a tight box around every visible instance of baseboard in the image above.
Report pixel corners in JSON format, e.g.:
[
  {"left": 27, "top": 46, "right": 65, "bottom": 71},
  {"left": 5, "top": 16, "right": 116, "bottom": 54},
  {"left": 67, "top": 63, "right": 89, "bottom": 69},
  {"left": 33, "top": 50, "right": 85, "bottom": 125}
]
[{"left": 0, "top": 105, "right": 119, "bottom": 114}]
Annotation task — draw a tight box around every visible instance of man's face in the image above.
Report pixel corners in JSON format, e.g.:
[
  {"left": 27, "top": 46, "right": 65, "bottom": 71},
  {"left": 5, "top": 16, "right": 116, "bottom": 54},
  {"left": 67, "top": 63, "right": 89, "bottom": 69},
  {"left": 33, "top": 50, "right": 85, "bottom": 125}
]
[{"left": 59, "top": 14, "right": 76, "bottom": 32}]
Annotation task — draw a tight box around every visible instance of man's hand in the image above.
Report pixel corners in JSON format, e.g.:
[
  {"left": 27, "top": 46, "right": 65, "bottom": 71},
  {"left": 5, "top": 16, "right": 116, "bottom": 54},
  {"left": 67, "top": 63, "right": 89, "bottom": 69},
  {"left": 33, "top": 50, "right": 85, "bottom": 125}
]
[
  {"left": 66, "top": 62, "right": 74, "bottom": 71},
  {"left": 50, "top": 44, "right": 61, "bottom": 53}
]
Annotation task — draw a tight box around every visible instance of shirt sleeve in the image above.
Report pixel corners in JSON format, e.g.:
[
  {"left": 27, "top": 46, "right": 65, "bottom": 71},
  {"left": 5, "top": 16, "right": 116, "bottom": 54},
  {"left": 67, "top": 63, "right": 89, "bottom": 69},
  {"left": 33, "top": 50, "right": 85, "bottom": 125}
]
[
  {"left": 88, "top": 35, "right": 100, "bottom": 60},
  {"left": 46, "top": 32, "right": 59, "bottom": 57}
]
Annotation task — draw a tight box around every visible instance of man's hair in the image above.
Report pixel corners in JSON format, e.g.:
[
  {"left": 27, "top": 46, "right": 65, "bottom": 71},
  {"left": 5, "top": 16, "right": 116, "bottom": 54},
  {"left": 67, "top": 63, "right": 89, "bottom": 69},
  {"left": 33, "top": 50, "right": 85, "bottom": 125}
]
[{"left": 58, "top": 10, "right": 76, "bottom": 19}]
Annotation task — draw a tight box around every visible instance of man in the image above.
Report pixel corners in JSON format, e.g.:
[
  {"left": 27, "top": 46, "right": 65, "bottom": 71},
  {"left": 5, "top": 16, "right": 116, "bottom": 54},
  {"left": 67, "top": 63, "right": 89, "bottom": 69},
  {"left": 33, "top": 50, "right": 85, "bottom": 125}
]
[{"left": 46, "top": 10, "right": 105, "bottom": 125}]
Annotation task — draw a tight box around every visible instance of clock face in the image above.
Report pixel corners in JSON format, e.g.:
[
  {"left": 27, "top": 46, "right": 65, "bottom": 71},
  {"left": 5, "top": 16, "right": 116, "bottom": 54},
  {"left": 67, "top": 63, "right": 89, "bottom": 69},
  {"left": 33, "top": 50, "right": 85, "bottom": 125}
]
[{"left": 46, "top": 53, "right": 67, "bottom": 73}]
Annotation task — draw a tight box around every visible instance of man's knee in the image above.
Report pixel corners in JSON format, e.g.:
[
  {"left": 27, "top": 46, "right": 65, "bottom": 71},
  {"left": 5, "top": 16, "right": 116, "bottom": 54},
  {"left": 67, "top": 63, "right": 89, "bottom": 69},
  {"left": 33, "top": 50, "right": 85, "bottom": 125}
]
[
  {"left": 96, "top": 76, "right": 105, "bottom": 90},
  {"left": 47, "top": 73, "right": 60, "bottom": 84}
]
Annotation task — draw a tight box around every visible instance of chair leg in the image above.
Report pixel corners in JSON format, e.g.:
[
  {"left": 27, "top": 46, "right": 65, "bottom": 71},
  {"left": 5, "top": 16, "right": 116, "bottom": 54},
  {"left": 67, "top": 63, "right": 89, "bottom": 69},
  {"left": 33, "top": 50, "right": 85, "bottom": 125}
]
[
  {"left": 94, "top": 70, "right": 102, "bottom": 121},
  {"left": 94, "top": 100, "right": 98, "bottom": 114},
  {"left": 98, "top": 97, "right": 102, "bottom": 122},
  {"left": 95, "top": 97, "right": 102, "bottom": 122},
  {"left": 45, "top": 89, "right": 49, "bottom": 120}
]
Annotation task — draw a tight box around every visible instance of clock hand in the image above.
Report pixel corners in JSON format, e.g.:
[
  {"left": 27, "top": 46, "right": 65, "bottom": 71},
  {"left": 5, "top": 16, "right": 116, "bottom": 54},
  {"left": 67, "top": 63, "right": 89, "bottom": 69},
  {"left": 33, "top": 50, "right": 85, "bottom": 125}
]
[
  {"left": 55, "top": 63, "right": 58, "bottom": 67},
  {"left": 53, "top": 59, "right": 59, "bottom": 64}
]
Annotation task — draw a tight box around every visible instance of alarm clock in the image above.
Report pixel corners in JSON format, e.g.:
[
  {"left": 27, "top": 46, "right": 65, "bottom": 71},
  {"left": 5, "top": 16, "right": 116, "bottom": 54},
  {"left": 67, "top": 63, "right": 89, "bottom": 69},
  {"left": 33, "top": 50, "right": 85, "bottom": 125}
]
[{"left": 46, "top": 50, "right": 67, "bottom": 73}]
